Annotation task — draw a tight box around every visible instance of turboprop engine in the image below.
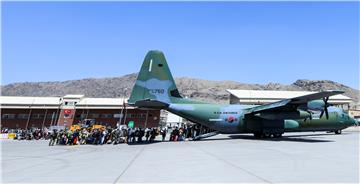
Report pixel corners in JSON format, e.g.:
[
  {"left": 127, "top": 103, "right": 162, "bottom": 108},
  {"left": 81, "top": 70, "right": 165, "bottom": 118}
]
[{"left": 298, "top": 97, "right": 332, "bottom": 120}]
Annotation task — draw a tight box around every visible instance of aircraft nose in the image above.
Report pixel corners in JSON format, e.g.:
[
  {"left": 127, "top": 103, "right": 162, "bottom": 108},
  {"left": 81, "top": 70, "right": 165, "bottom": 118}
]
[
  {"left": 350, "top": 117, "right": 357, "bottom": 125},
  {"left": 346, "top": 116, "right": 356, "bottom": 126}
]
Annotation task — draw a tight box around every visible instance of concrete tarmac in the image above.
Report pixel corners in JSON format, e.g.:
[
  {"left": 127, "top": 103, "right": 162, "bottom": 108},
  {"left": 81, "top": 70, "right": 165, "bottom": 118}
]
[{"left": 1, "top": 128, "right": 359, "bottom": 183}]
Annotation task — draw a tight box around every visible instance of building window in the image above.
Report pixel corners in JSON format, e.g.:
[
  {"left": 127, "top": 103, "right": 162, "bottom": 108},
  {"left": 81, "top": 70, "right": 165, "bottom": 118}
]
[
  {"left": 18, "top": 114, "right": 30, "bottom": 119},
  {"left": 113, "top": 114, "right": 122, "bottom": 118},
  {"left": 64, "top": 114, "right": 72, "bottom": 119},
  {"left": 31, "top": 114, "right": 41, "bottom": 119},
  {"left": 2, "top": 114, "right": 16, "bottom": 119},
  {"left": 100, "top": 114, "right": 112, "bottom": 118},
  {"left": 64, "top": 101, "right": 75, "bottom": 106},
  {"left": 46, "top": 113, "right": 57, "bottom": 119},
  {"left": 89, "top": 114, "right": 99, "bottom": 118}
]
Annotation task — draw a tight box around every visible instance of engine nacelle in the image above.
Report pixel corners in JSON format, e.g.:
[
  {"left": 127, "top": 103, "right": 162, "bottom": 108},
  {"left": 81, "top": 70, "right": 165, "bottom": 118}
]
[{"left": 299, "top": 100, "right": 325, "bottom": 111}]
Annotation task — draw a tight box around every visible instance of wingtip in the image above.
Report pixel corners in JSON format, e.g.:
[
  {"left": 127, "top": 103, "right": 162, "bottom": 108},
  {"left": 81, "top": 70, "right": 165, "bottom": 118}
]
[{"left": 323, "top": 90, "right": 344, "bottom": 94}]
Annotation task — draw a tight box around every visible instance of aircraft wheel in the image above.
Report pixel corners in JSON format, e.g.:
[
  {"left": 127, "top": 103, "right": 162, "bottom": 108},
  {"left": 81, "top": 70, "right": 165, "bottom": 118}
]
[
  {"left": 254, "top": 133, "right": 262, "bottom": 139},
  {"left": 263, "top": 133, "right": 271, "bottom": 138},
  {"left": 273, "top": 133, "right": 282, "bottom": 138},
  {"left": 335, "top": 130, "right": 342, "bottom": 134}
]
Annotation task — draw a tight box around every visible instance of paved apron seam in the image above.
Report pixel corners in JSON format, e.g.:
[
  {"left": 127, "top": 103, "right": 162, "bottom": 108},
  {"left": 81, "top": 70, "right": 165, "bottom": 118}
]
[{"left": 112, "top": 146, "right": 145, "bottom": 183}]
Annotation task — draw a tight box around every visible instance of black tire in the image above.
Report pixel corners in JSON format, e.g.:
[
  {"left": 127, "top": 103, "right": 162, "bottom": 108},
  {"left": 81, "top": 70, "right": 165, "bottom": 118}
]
[
  {"left": 273, "top": 133, "right": 282, "bottom": 138},
  {"left": 335, "top": 130, "right": 342, "bottom": 134},
  {"left": 254, "top": 133, "right": 262, "bottom": 139}
]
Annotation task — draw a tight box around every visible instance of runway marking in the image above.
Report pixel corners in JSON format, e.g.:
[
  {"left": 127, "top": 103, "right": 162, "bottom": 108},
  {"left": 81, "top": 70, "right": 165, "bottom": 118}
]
[{"left": 112, "top": 146, "right": 145, "bottom": 184}]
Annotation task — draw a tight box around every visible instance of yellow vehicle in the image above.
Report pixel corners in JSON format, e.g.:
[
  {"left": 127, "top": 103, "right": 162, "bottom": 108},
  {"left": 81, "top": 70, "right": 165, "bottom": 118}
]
[
  {"left": 8, "top": 133, "right": 16, "bottom": 139},
  {"left": 70, "top": 125, "right": 81, "bottom": 132},
  {"left": 91, "top": 125, "right": 106, "bottom": 131}
]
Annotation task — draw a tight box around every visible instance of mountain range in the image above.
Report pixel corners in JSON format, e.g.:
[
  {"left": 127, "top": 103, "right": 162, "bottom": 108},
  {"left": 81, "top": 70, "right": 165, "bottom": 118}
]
[{"left": 1, "top": 73, "right": 359, "bottom": 106}]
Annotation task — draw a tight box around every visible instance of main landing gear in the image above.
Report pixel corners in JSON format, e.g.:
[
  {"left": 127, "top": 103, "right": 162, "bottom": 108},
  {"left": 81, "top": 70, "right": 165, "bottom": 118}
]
[
  {"left": 253, "top": 132, "right": 283, "bottom": 139},
  {"left": 327, "top": 130, "right": 342, "bottom": 134}
]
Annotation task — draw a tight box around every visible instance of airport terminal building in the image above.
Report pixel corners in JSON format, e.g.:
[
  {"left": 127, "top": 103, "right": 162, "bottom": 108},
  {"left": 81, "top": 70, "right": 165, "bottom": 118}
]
[{"left": 0, "top": 95, "right": 160, "bottom": 129}]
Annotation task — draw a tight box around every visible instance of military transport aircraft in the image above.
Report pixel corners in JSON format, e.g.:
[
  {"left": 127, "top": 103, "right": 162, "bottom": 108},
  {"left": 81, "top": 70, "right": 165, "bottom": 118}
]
[{"left": 128, "top": 50, "right": 356, "bottom": 138}]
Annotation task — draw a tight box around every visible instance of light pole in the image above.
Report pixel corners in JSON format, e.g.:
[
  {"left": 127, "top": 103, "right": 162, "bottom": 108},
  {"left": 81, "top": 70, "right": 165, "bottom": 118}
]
[
  {"left": 53, "top": 97, "right": 62, "bottom": 127},
  {"left": 41, "top": 104, "right": 48, "bottom": 130},
  {"left": 25, "top": 99, "right": 35, "bottom": 130},
  {"left": 122, "top": 88, "right": 128, "bottom": 125}
]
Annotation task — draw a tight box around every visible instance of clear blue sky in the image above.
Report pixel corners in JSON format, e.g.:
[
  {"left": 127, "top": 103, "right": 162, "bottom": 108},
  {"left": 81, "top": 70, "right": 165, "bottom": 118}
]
[{"left": 2, "top": 1, "right": 359, "bottom": 89}]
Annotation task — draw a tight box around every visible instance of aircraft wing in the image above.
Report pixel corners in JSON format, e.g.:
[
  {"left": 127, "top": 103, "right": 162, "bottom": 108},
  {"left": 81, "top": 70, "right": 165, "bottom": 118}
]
[{"left": 246, "top": 90, "right": 344, "bottom": 114}]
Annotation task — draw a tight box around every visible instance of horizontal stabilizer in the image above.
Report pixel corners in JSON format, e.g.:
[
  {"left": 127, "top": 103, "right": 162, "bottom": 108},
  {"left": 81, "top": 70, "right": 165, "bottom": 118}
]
[{"left": 133, "top": 99, "right": 169, "bottom": 109}]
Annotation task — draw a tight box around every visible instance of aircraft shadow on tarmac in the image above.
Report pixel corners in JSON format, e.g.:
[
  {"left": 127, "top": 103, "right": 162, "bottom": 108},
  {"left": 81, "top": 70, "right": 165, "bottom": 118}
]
[
  {"left": 126, "top": 140, "right": 163, "bottom": 146},
  {"left": 197, "top": 133, "right": 345, "bottom": 143},
  {"left": 127, "top": 132, "right": 351, "bottom": 144}
]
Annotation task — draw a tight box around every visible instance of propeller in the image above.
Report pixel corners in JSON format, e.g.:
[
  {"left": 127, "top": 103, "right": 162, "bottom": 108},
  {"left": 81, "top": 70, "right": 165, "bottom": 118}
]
[
  {"left": 319, "top": 97, "right": 331, "bottom": 119},
  {"left": 307, "top": 110, "right": 313, "bottom": 120},
  {"left": 303, "top": 110, "right": 313, "bottom": 122}
]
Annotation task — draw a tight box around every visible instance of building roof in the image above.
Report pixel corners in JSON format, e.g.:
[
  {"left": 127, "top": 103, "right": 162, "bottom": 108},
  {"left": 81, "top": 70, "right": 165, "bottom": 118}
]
[
  {"left": 0, "top": 95, "right": 130, "bottom": 109},
  {"left": 226, "top": 89, "right": 352, "bottom": 105},
  {"left": 76, "top": 98, "right": 129, "bottom": 109},
  {"left": 0, "top": 96, "right": 61, "bottom": 106}
]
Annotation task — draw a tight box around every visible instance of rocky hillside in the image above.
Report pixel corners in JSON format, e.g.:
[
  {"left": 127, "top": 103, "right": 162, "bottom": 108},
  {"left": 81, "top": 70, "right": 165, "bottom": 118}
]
[{"left": 1, "top": 73, "right": 359, "bottom": 105}]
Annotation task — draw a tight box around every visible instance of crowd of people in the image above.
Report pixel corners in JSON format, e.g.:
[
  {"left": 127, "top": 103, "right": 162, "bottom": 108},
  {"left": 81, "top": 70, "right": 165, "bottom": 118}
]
[
  {"left": 2, "top": 128, "right": 51, "bottom": 140},
  {"left": 1, "top": 124, "right": 215, "bottom": 146},
  {"left": 169, "top": 125, "right": 213, "bottom": 141},
  {"left": 48, "top": 127, "right": 165, "bottom": 146}
]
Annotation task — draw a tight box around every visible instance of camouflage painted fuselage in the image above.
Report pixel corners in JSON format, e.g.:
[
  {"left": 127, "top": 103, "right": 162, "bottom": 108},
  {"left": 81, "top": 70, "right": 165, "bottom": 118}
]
[
  {"left": 129, "top": 50, "right": 355, "bottom": 135},
  {"left": 166, "top": 102, "right": 354, "bottom": 134}
]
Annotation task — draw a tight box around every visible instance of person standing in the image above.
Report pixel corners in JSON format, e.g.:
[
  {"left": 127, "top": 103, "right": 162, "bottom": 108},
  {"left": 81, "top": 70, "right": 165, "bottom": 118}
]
[
  {"left": 73, "top": 129, "right": 80, "bottom": 145},
  {"left": 49, "top": 129, "right": 58, "bottom": 146},
  {"left": 138, "top": 128, "right": 144, "bottom": 143},
  {"left": 123, "top": 128, "right": 128, "bottom": 143},
  {"left": 145, "top": 128, "right": 150, "bottom": 142},
  {"left": 161, "top": 128, "right": 166, "bottom": 141}
]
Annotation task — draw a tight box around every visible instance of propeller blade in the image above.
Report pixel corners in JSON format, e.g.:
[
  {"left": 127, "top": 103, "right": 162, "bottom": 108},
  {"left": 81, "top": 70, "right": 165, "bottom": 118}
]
[
  {"left": 320, "top": 96, "right": 330, "bottom": 119},
  {"left": 308, "top": 110, "right": 312, "bottom": 120},
  {"left": 325, "top": 107, "right": 329, "bottom": 119},
  {"left": 320, "top": 110, "right": 324, "bottom": 118},
  {"left": 304, "top": 110, "right": 313, "bottom": 122}
]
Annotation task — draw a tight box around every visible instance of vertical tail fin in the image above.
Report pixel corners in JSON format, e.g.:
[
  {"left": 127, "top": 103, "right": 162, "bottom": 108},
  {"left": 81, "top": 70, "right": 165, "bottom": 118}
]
[{"left": 128, "top": 50, "right": 182, "bottom": 106}]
